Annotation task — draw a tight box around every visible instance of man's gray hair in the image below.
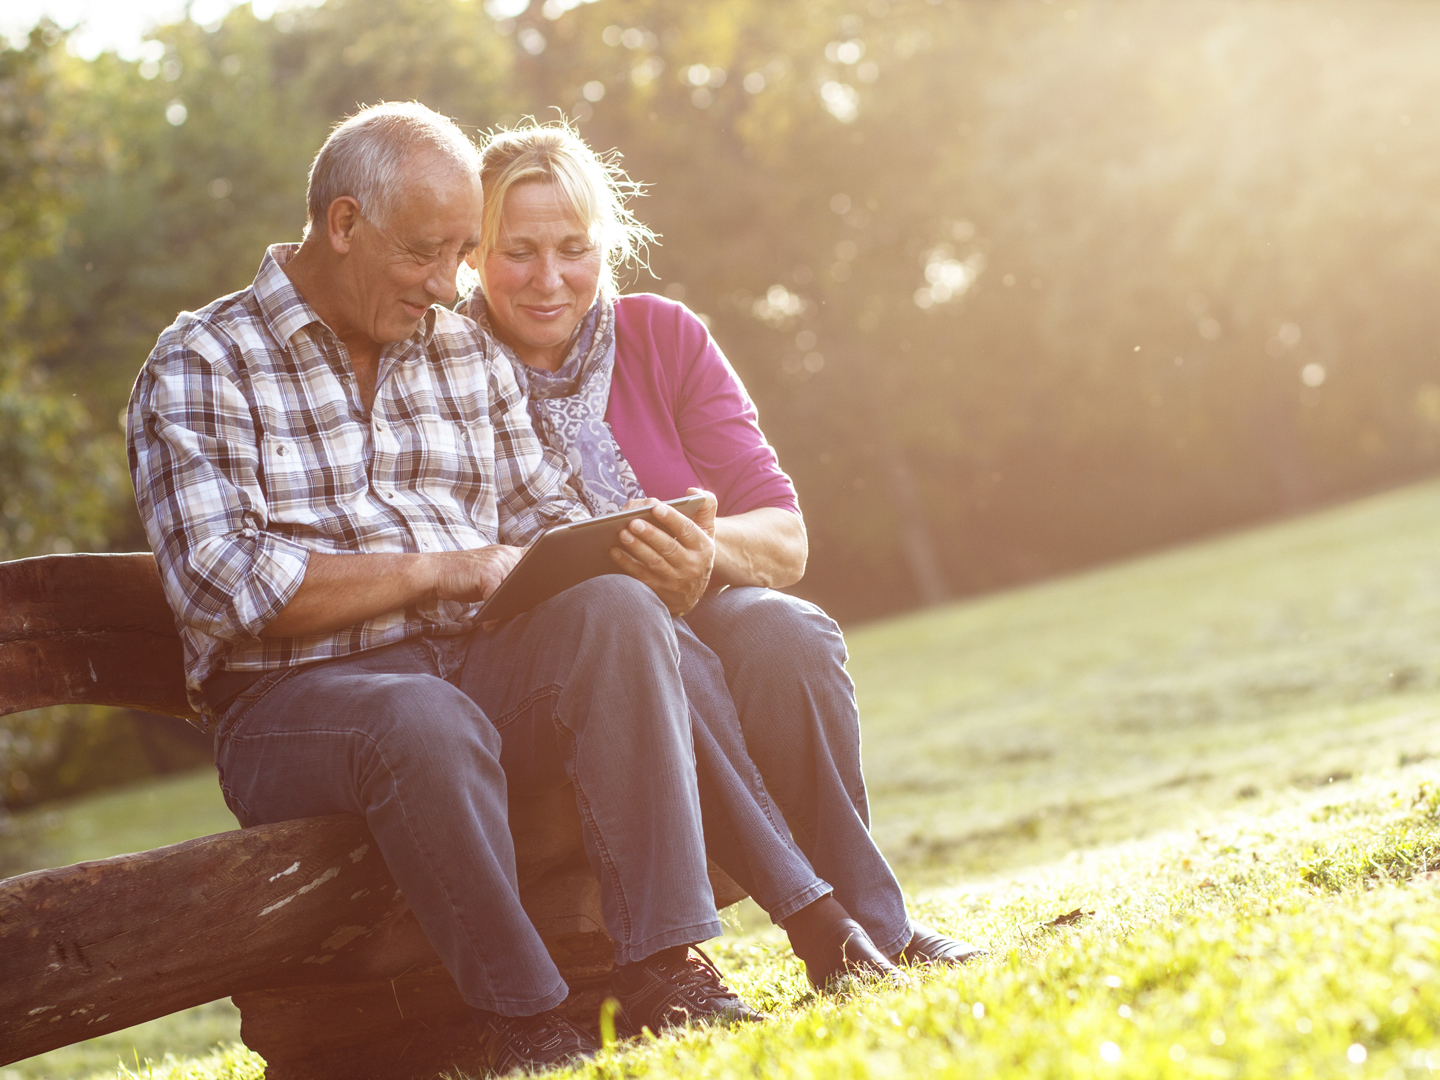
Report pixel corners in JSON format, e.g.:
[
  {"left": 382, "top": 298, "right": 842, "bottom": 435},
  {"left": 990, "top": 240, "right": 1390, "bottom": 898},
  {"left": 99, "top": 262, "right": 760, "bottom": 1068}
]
[{"left": 305, "top": 101, "right": 480, "bottom": 233}]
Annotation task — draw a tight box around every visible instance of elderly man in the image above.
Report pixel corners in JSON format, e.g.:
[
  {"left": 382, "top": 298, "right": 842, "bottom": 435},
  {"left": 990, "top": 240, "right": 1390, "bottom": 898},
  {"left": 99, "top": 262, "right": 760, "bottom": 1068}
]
[{"left": 126, "top": 102, "right": 760, "bottom": 1073}]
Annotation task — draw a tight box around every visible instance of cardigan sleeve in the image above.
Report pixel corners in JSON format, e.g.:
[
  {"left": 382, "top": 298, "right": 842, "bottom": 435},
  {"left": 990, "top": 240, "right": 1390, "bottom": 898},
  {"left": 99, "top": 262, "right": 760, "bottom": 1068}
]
[{"left": 658, "top": 298, "right": 800, "bottom": 517}]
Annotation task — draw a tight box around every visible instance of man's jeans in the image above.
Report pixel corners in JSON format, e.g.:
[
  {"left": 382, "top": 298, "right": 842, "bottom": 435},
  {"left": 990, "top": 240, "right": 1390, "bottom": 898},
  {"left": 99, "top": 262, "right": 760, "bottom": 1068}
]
[
  {"left": 684, "top": 587, "right": 913, "bottom": 958},
  {"left": 212, "top": 576, "right": 721, "bottom": 1017}
]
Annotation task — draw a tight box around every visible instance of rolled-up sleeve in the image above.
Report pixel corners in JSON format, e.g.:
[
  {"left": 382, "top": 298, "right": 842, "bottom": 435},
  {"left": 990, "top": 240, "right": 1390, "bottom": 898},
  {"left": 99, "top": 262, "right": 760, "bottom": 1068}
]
[
  {"left": 127, "top": 320, "right": 309, "bottom": 643},
  {"left": 485, "top": 352, "right": 590, "bottom": 545}
]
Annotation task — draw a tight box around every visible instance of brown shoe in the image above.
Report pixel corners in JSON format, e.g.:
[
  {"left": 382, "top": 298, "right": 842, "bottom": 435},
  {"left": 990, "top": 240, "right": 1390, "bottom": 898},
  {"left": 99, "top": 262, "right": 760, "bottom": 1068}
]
[
  {"left": 894, "top": 921, "right": 989, "bottom": 966},
  {"left": 473, "top": 1007, "right": 598, "bottom": 1074},
  {"left": 612, "top": 945, "right": 766, "bottom": 1035},
  {"left": 804, "top": 918, "right": 908, "bottom": 989}
]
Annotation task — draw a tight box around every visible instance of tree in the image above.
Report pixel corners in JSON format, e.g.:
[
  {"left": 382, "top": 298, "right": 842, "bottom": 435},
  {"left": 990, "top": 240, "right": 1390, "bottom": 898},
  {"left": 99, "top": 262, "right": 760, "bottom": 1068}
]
[
  {"left": 11, "top": 0, "right": 1440, "bottom": 625},
  {"left": 0, "top": 24, "right": 122, "bottom": 562}
]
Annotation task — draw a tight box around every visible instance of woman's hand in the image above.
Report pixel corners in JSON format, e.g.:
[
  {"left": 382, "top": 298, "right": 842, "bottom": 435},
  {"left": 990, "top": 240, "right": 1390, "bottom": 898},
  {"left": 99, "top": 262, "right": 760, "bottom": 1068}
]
[{"left": 611, "top": 488, "right": 717, "bottom": 614}]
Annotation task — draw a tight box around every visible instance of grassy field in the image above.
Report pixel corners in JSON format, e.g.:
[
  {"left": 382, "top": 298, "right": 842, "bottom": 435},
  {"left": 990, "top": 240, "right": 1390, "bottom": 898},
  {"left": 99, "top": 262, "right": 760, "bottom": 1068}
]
[{"left": 6, "top": 478, "right": 1440, "bottom": 1079}]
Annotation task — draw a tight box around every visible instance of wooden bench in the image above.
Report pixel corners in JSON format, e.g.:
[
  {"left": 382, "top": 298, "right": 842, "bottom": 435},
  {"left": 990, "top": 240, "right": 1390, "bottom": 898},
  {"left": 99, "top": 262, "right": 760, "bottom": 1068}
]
[{"left": 0, "top": 553, "right": 745, "bottom": 1079}]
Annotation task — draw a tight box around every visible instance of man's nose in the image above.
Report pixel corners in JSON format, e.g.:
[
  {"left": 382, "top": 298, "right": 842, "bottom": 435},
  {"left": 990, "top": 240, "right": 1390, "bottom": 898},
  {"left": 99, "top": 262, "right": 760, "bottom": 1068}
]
[{"left": 426, "top": 255, "right": 461, "bottom": 306}]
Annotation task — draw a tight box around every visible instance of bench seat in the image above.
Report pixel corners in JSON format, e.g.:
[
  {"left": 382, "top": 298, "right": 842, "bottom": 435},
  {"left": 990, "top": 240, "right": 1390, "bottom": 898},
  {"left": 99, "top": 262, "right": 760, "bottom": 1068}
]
[{"left": 0, "top": 553, "right": 744, "bottom": 1079}]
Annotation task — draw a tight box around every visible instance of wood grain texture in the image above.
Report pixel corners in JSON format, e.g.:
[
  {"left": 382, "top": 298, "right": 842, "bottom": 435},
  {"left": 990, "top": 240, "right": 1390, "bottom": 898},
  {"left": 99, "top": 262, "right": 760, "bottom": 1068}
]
[
  {"left": 0, "top": 633, "right": 193, "bottom": 718},
  {"left": 0, "top": 553, "right": 179, "bottom": 641},
  {"left": 0, "top": 816, "right": 403, "bottom": 1064},
  {"left": 0, "top": 791, "right": 746, "bottom": 1067},
  {"left": 0, "top": 553, "right": 195, "bottom": 720}
]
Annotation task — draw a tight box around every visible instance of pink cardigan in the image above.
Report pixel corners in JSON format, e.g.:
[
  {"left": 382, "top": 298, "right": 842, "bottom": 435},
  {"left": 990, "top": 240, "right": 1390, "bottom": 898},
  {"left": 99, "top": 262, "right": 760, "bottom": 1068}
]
[{"left": 607, "top": 294, "right": 799, "bottom": 517}]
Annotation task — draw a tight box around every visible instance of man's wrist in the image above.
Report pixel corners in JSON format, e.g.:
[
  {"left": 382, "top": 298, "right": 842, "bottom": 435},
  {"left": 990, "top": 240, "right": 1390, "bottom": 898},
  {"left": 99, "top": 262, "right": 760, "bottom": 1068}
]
[{"left": 408, "top": 551, "right": 440, "bottom": 603}]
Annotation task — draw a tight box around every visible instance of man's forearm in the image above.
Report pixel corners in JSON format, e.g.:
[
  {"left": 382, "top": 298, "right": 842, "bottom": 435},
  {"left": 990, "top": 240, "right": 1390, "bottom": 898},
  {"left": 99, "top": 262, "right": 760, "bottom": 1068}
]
[
  {"left": 261, "top": 544, "right": 524, "bottom": 638},
  {"left": 261, "top": 551, "right": 436, "bottom": 638},
  {"left": 712, "top": 508, "right": 808, "bottom": 589}
]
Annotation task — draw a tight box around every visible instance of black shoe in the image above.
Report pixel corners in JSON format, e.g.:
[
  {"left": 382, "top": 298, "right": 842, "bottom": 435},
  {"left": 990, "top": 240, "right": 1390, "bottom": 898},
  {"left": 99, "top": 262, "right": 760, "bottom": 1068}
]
[
  {"left": 473, "top": 1008, "right": 598, "bottom": 1074},
  {"left": 804, "top": 918, "right": 909, "bottom": 989},
  {"left": 612, "top": 945, "right": 766, "bottom": 1034},
  {"left": 893, "top": 921, "right": 989, "bottom": 966}
]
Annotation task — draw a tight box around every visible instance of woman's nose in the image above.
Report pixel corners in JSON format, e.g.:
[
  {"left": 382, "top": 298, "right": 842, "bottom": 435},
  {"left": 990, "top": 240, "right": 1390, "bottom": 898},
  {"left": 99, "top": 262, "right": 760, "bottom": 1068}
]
[{"left": 534, "top": 253, "right": 563, "bottom": 291}]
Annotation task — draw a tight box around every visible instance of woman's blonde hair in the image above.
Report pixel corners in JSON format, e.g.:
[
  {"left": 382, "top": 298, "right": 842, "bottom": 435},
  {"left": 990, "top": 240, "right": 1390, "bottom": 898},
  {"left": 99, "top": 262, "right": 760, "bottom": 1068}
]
[{"left": 476, "top": 121, "right": 655, "bottom": 296}]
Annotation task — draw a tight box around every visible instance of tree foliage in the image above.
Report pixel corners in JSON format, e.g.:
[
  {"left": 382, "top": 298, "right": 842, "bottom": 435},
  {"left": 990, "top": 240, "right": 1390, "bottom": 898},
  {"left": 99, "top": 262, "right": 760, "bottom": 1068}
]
[
  {"left": 6, "top": 0, "right": 1440, "bottom": 615},
  {"left": 0, "top": 26, "right": 123, "bottom": 561}
]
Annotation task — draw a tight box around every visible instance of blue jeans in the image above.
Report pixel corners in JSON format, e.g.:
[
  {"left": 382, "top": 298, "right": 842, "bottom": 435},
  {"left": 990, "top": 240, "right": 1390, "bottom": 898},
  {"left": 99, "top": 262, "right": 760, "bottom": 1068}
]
[
  {"left": 683, "top": 587, "right": 912, "bottom": 957},
  {"left": 212, "top": 576, "right": 721, "bottom": 1016},
  {"left": 674, "top": 619, "right": 833, "bottom": 923}
]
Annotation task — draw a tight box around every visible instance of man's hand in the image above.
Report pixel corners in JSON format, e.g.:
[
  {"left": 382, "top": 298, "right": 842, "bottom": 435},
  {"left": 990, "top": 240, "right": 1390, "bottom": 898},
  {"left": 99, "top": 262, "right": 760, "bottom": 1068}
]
[
  {"left": 610, "top": 489, "right": 717, "bottom": 615},
  {"left": 428, "top": 544, "right": 525, "bottom": 603}
]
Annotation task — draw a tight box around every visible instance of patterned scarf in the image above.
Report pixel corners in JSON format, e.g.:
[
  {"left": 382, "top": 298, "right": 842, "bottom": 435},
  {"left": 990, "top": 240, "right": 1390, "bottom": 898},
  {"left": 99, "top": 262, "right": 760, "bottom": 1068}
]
[{"left": 464, "top": 288, "right": 644, "bottom": 516}]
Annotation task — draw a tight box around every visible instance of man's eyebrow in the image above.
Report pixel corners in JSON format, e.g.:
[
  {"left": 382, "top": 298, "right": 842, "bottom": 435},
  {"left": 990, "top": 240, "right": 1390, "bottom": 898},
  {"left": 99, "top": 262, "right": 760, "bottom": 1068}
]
[{"left": 407, "top": 234, "right": 477, "bottom": 252}]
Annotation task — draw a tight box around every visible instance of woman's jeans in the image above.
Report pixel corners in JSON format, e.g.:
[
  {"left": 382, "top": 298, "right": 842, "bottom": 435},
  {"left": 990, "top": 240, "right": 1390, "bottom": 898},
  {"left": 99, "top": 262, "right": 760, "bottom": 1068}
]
[
  {"left": 212, "top": 576, "right": 721, "bottom": 1017},
  {"left": 673, "top": 619, "right": 831, "bottom": 924},
  {"left": 683, "top": 587, "right": 912, "bottom": 958}
]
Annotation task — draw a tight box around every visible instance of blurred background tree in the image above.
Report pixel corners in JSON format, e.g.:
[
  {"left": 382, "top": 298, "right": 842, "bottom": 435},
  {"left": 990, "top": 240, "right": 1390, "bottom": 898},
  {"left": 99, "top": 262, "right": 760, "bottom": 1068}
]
[
  {"left": 0, "top": 23, "right": 123, "bottom": 562},
  {"left": 4, "top": 0, "right": 1440, "bottom": 804},
  {"left": 0, "top": 24, "right": 200, "bottom": 811}
]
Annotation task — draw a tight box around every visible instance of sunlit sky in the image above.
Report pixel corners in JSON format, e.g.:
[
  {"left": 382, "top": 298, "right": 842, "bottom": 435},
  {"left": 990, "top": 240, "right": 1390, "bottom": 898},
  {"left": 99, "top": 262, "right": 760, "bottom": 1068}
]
[{"left": 1, "top": 0, "right": 308, "bottom": 58}]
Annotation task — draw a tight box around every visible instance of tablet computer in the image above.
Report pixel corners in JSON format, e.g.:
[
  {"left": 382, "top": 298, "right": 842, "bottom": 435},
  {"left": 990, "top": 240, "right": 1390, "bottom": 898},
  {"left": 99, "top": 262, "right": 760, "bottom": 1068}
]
[{"left": 476, "top": 494, "right": 708, "bottom": 623}]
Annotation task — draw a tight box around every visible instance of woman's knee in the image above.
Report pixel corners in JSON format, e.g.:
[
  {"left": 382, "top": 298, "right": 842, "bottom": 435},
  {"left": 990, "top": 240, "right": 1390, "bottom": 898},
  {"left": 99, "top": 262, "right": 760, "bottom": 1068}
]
[{"left": 700, "top": 588, "right": 848, "bottom": 671}]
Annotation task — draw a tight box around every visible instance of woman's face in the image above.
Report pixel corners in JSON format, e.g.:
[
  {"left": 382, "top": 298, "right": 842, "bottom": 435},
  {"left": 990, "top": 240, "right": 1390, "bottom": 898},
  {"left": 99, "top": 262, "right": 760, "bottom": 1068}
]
[{"left": 480, "top": 180, "right": 603, "bottom": 371}]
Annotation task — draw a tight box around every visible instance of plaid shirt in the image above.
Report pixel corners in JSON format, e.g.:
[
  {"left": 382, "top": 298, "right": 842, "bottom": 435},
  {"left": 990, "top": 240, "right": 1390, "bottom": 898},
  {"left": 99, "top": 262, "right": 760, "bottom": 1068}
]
[{"left": 127, "top": 244, "right": 587, "bottom": 713}]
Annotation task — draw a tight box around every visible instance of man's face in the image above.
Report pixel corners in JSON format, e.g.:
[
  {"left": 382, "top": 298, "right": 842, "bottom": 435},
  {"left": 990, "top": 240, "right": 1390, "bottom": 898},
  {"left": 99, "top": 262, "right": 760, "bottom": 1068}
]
[{"left": 343, "top": 152, "right": 483, "bottom": 345}]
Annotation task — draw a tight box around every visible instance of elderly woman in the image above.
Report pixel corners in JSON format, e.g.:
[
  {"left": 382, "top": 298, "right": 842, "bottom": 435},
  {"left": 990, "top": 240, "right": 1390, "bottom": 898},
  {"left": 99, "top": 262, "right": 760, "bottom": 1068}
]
[{"left": 460, "top": 124, "right": 983, "bottom": 1012}]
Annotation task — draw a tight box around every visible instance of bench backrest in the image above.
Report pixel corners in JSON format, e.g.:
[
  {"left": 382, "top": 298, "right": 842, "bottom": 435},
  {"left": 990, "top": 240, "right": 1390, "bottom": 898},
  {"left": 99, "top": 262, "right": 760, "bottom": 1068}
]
[{"left": 0, "top": 552, "right": 195, "bottom": 720}]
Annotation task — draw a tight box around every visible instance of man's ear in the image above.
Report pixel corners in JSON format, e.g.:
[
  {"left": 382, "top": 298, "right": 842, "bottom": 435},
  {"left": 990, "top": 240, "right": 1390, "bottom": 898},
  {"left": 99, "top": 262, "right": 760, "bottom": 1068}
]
[{"left": 326, "top": 196, "right": 363, "bottom": 254}]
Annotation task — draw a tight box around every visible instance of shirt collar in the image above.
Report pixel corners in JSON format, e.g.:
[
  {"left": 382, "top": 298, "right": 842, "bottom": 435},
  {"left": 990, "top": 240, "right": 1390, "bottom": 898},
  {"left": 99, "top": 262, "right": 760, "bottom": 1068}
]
[
  {"left": 254, "top": 244, "right": 325, "bottom": 346},
  {"left": 253, "top": 242, "right": 440, "bottom": 354}
]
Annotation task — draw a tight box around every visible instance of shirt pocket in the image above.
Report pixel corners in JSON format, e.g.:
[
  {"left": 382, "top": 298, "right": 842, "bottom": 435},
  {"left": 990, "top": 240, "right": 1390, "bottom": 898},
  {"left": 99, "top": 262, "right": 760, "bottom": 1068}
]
[
  {"left": 260, "top": 427, "right": 367, "bottom": 527},
  {"left": 403, "top": 413, "right": 490, "bottom": 495}
]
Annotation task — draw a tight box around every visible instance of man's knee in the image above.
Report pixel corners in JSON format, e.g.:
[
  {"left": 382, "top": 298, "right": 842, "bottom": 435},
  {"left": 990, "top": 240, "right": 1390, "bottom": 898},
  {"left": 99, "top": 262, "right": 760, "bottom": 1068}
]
[
  {"left": 359, "top": 674, "right": 502, "bottom": 763},
  {"left": 548, "top": 575, "right": 674, "bottom": 647},
  {"left": 567, "top": 573, "right": 664, "bottom": 613}
]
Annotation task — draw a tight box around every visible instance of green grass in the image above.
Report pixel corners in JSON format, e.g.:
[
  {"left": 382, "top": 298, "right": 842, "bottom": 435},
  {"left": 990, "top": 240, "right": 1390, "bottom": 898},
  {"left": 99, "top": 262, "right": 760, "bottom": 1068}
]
[
  {"left": 1, "top": 773, "right": 245, "bottom": 1080},
  {"left": 0, "top": 1004, "right": 249, "bottom": 1080},
  {"left": 848, "top": 479, "right": 1440, "bottom": 882},
  {"left": 8, "top": 478, "right": 1440, "bottom": 1079},
  {"left": 4, "top": 770, "right": 240, "bottom": 875}
]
